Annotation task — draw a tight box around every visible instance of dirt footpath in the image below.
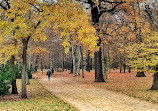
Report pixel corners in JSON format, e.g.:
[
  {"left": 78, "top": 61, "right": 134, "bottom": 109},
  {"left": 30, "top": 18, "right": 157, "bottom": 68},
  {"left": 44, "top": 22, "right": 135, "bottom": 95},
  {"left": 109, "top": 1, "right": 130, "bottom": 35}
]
[{"left": 35, "top": 73, "right": 158, "bottom": 111}]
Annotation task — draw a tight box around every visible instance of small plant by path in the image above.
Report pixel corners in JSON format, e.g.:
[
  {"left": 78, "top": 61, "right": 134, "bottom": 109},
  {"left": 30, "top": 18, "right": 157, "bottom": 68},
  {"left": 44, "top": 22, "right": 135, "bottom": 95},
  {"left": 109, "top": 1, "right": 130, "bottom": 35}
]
[{"left": 0, "top": 79, "right": 78, "bottom": 111}]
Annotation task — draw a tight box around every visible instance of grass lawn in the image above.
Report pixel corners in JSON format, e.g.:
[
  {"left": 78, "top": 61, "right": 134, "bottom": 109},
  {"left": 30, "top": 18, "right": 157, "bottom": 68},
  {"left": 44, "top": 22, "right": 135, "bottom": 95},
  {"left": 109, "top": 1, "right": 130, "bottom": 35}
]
[{"left": 0, "top": 79, "right": 78, "bottom": 111}]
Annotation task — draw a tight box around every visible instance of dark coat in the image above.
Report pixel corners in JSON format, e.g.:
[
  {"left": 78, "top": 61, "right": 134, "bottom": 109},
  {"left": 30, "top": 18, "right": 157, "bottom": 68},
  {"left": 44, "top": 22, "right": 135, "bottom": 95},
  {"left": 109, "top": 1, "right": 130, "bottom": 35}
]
[{"left": 47, "top": 69, "right": 51, "bottom": 76}]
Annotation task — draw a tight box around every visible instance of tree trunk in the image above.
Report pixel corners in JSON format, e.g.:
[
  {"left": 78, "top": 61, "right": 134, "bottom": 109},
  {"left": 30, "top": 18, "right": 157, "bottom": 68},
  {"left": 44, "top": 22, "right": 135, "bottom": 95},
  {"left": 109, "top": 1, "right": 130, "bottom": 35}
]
[
  {"left": 123, "top": 64, "right": 126, "bottom": 73},
  {"left": 28, "top": 41, "right": 32, "bottom": 69},
  {"left": 35, "top": 55, "right": 39, "bottom": 72},
  {"left": 72, "top": 45, "right": 76, "bottom": 76},
  {"left": 90, "top": 58, "right": 92, "bottom": 70},
  {"left": 62, "top": 52, "right": 64, "bottom": 71},
  {"left": 145, "top": 5, "right": 158, "bottom": 29},
  {"left": 21, "top": 38, "right": 29, "bottom": 98},
  {"left": 80, "top": 46, "right": 84, "bottom": 78},
  {"left": 101, "top": 45, "right": 107, "bottom": 79},
  {"left": 128, "top": 66, "right": 131, "bottom": 73},
  {"left": 94, "top": 47, "right": 105, "bottom": 82},
  {"left": 91, "top": 6, "right": 105, "bottom": 82},
  {"left": 120, "top": 67, "right": 122, "bottom": 73},
  {"left": 150, "top": 64, "right": 158, "bottom": 90},
  {"left": 26, "top": 69, "right": 30, "bottom": 85},
  {"left": 123, "top": 58, "right": 126, "bottom": 73},
  {"left": 11, "top": 79, "right": 18, "bottom": 94},
  {"left": 151, "top": 72, "right": 158, "bottom": 90},
  {"left": 41, "top": 57, "right": 43, "bottom": 74},
  {"left": 86, "top": 50, "right": 90, "bottom": 72},
  {"left": 107, "top": 45, "right": 111, "bottom": 73},
  {"left": 76, "top": 46, "right": 81, "bottom": 75},
  {"left": 10, "top": 55, "right": 18, "bottom": 94},
  {"left": 70, "top": 60, "right": 73, "bottom": 73}
]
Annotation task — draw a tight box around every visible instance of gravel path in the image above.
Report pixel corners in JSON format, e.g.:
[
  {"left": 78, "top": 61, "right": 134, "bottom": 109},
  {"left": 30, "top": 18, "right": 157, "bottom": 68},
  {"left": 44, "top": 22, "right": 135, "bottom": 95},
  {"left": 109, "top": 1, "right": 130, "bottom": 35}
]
[{"left": 36, "top": 73, "right": 158, "bottom": 111}]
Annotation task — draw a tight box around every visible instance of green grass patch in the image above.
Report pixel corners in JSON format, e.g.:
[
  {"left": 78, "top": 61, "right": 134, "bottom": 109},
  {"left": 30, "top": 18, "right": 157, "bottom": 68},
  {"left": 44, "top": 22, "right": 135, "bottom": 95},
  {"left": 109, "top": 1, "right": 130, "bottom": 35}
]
[{"left": 0, "top": 79, "right": 78, "bottom": 111}]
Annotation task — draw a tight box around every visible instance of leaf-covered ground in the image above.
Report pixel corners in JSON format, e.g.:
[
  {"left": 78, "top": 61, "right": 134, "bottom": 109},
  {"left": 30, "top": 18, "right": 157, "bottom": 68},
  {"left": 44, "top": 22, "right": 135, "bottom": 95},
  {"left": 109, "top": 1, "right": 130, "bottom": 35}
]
[
  {"left": 0, "top": 79, "right": 78, "bottom": 111},
  {"left": 35, "top": 70, "right": 158, "bottom": 111},
  {"left": 61, "top": 70, "right": 158, "bottom": 104}
]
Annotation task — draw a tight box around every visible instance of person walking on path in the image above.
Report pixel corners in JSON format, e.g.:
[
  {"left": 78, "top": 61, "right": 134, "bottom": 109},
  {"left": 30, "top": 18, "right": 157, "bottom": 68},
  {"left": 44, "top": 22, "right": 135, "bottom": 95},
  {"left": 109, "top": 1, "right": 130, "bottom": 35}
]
[{"left": 47, "top": 69, "right": 52, "bottom": 81}]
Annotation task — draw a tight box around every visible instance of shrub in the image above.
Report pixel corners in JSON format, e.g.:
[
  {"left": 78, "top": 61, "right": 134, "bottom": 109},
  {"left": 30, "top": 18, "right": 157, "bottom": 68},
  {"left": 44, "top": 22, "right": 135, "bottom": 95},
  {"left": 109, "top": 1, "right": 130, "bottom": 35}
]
[
  {"left": 15, "top": 65, "right": 22, "bottom": 79},
  {"left": 0, "top": 64, "right": 12, "bottom": 95}
]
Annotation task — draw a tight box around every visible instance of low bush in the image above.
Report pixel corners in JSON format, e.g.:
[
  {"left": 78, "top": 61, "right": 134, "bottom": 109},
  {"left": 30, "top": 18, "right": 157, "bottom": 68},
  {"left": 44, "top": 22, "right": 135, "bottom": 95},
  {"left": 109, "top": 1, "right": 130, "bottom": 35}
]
[{"left": 0, "top": 64, "right": 12, "bottom": 95}]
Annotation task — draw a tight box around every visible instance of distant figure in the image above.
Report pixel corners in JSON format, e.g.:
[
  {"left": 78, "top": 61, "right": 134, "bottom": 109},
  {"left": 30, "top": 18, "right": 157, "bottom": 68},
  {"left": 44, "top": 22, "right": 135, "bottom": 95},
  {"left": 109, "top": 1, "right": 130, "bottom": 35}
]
[
  {"left": 47, "top": 69, "right": 52, "bottom": 81},
  {"left": 51, "top": 67, "right": 54, "bottom": 74}
]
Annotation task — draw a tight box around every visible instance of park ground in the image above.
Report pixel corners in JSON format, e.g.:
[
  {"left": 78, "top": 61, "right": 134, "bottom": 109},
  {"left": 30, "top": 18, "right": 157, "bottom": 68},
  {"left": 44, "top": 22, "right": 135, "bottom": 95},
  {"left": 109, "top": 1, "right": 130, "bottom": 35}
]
[{"left": 1, "top": 70, "right": 158, "bottom": 111}]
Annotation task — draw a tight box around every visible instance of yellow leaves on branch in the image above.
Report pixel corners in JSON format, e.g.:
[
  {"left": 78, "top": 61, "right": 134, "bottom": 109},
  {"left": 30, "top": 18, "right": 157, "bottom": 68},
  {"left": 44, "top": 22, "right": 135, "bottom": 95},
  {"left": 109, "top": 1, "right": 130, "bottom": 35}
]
[
  {"left": 126, "top": 31, "right": 158, "bottom": 70},
  {"left": 51, "top": 1, "right": 98, "bottom": 53},
  {"left": 0, "top": 44, "right": 20, "bottom": 64},
  {"left": 32, "top": 46, "right": 49, "bottom": 56},
  {"left": 0, "top": 0, "right": 49, "bottom": 41}
]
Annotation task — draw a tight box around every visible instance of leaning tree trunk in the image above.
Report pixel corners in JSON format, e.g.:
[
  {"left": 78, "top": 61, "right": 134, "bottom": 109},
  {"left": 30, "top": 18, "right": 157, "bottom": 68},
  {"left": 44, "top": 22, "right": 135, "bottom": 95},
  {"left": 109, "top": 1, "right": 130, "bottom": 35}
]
[
  {"left": 10, "top": 55, "right": 18, "bottom": 94},
  {"left": 151, "top": 64, "right": 158, "bottom": 90},
  {"left": 21, "top": 38, "right": 29, "bottom": 98}
]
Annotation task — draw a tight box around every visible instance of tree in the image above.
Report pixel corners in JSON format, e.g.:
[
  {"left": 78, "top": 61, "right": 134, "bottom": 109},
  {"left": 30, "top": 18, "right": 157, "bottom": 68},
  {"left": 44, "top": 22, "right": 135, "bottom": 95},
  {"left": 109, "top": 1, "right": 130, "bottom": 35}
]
[
  {"left": 0, "top": 0, "right": 51, "bottom": 98},
  {"left": 78, "top": 0, "right": 128, "bottom": 82},
  {"left": 52, "top": 1, "right": 98, "bottom": 76},
  {"left": 32, "top": 46, "right": 49, "bottom": 74}
]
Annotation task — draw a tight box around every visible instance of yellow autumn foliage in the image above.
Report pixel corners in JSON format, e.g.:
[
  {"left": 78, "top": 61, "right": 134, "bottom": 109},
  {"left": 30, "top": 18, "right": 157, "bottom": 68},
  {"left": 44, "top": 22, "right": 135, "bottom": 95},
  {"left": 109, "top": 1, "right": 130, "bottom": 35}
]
[
  {"left": 51, "top": 1, "right": 99, "bottom": 53},
  {"left": 126, "top": 31, "right": 158, "bottom": 71},
  {"left": 32, "top": 46, "right": 49, "bottom": 56}
]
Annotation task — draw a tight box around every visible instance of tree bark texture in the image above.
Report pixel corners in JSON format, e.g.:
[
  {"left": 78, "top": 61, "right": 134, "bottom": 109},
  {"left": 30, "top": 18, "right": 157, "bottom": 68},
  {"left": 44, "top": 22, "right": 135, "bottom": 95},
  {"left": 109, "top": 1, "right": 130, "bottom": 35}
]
[
  {"left": 80, "top": 46, "right": 84, "bottom": 78},
  {"left": 21, "top": 38, "right": 29, "bottom": 98},
  {"left": 35, "top": 55, "right": 39, "bottom": 72},
  {"left": 10, "top": 55, "right": 18, "bottom": 94},
  {"left": 72, "top": 45, "right": 76, "bottom": 76},
  {"left": 76, "top": 46, "right": 81, "bottom": 75},
  {"left": 86, "top": 50, "right": 90, "bottom": 72},
  {"left": 123, "top": 64, "right": 126, "bottom": 73},
  {"left": 128, "top": 66, "right": 131, "bottom": 73},
  {"left": 151, "top": 64, "right": 158, "bottom": 90},
  {"left": 26, "top": 69, "right": 30, "bottom": 85},
  {"left": 94, "top": 47, "right": 105, "bottom": 82}
]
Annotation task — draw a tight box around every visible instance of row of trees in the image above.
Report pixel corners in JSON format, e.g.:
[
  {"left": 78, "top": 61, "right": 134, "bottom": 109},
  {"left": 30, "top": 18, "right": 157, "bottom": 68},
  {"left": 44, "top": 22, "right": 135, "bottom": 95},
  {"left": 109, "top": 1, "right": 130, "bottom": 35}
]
[{"left": 0, "top": 0, "right": 158, "bottom": 98}]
